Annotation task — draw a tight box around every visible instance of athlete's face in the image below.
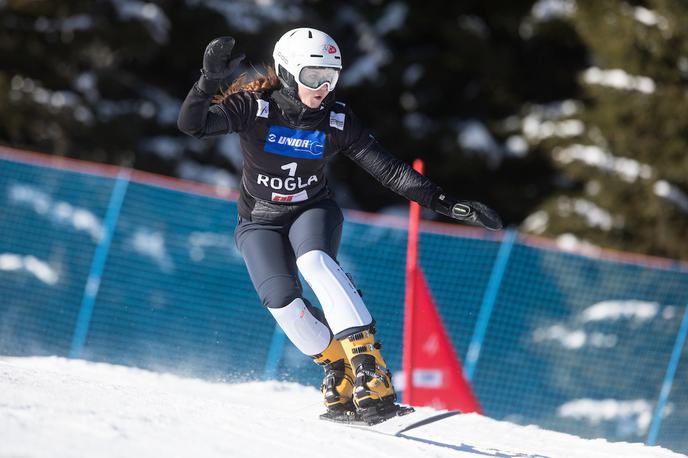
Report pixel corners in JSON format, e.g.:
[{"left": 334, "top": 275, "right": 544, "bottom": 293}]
[{"left": 297, "top": 84, "right": 329, "bottom": 109}]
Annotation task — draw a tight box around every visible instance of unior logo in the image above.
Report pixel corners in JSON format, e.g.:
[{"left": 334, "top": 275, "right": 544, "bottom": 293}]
[
  {"left": 264, "top": 126, "right": 325, "bottom": 159},
  {"left": 266, "top": 134, "right": 322, "bottom": 155},
  {"left": 324, "top": 44, "right": 337, "bottom": 54},
  {"left": 279, "top": 137, "right": 310, "bottom": 148}
]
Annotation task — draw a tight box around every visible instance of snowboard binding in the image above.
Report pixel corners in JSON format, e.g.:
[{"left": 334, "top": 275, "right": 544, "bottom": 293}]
[
  {"left": 356, "top": 396, "right": 414, "bottom": 425},
  {"left": 320, "top": 401, "right": 415, "bottom": 426}
]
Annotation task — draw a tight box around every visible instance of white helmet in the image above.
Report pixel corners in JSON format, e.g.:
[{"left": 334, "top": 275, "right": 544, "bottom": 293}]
[{"left": 273, "top": 28, "right": 342, "bottom": 92}]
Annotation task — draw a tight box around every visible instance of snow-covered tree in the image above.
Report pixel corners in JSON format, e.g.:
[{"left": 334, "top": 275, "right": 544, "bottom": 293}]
[{"left": 518, "top": 0, "right": 688, "bottom": 260}]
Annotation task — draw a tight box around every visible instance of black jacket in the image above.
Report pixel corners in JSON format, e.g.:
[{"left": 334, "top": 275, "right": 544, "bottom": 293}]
[{"left": 177, "top": 75, "right": 440, "bottom": 220}]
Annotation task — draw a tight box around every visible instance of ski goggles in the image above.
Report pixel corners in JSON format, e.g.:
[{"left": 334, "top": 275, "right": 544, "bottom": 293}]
[{"left": 297, "top": 66, "right": 340, "bottom": 91}]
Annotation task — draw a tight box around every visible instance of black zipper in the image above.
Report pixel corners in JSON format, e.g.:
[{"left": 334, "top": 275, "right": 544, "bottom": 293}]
[{"left": 295, "top": 106, "right": 307, "bottom": 126}]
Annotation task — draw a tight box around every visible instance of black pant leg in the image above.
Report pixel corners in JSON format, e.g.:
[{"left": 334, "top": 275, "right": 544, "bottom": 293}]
[
  {"left": 288, "top": 199, "right": 344, "bottom": 259},
  {"left": 234, "top": 219, "right": 302, "bottom": 309}
]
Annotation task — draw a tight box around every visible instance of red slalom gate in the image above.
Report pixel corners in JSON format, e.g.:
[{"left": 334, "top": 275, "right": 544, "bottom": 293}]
[{"left": 402, "top": 159, "right": 482, "bottom": 413}]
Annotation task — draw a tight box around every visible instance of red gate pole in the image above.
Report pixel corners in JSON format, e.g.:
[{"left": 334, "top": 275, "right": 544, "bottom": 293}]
[{"left": 403, "top": 159, "right": 423, "bottom": 405}]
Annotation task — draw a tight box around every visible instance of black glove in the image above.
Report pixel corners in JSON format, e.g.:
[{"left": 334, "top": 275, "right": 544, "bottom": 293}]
[
  {"left": 202, "top": 37, "right": 245, "bottom": 80},
  {"left": 432, "top": 192, "right": 503, "bottom": 231}
]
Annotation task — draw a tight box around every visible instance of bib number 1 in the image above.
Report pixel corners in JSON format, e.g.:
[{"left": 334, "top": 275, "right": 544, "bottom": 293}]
[{"left": 281, "top": 162, "right": 297, "bottom": 177}]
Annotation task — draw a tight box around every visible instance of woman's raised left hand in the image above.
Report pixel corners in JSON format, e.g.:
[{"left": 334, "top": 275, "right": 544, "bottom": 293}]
[{"left": 202, "top": 36, "right": 245, "bottom": 80}]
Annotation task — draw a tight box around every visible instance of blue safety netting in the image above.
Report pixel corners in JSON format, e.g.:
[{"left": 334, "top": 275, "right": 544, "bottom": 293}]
[{"left": 1, "top": 154, "right": 686, "bottom": 453}]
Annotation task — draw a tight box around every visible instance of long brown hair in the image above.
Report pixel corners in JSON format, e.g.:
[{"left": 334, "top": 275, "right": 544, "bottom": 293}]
[{"left": 212, "top": 66, "right": 281, "bottom": 104}]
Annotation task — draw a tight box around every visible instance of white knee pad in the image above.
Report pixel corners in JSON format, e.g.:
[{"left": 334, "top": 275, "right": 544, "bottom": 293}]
[
  {"left": 268, "top": 298, "right": 331, "bottom": 356},
  {"left": 296, "top": 250, "right": 372, "bottom": 336}
]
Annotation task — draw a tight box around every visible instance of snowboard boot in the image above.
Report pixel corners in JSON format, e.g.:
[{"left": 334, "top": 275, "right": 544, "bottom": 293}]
[
  {"left": 339, "top": 326, "right": 399, "bottom": 424},
  {"left": 313, "top": 337, "right": 355, "bottom": 415}
]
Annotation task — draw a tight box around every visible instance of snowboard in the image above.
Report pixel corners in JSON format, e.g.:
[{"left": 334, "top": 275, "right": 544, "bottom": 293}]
[{"left": 320, "top": 407, "right": 461, "bottom": 436}]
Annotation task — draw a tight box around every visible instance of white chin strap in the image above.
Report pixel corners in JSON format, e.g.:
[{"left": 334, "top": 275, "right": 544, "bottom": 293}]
[
  {"left": 296, "top": 250, "right": 372, "bottom": 337},
  {"left": 268, "top": 298, "right": 331, "bottom": 356}
]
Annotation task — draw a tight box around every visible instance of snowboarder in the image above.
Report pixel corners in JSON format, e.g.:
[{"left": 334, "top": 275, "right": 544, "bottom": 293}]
[{"left": 177, "top": 28, "right": 502, "bottom": 423}]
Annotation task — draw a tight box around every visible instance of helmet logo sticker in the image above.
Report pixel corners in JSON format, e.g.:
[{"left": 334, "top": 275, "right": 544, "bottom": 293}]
[{"left": 324, "top": 44, "right": 337, "bottom": 54}]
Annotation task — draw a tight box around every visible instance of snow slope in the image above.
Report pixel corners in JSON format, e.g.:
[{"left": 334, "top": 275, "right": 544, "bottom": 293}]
[{"left": 1, "top": 357, "right": 684, "bottom": 458}]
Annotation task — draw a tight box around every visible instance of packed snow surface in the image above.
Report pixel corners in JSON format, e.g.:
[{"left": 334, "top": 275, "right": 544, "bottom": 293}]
[{"left": 1, "top": 357, "right": 684, "bottom": 458}]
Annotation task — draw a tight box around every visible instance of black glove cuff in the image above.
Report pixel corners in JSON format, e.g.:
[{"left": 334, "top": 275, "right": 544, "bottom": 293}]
[
  {"left": 196, "top": 71, "right": 221, "bottom": 96},
  {"left": 431, "top": 190, "right": 453, "bottom": 217}
]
